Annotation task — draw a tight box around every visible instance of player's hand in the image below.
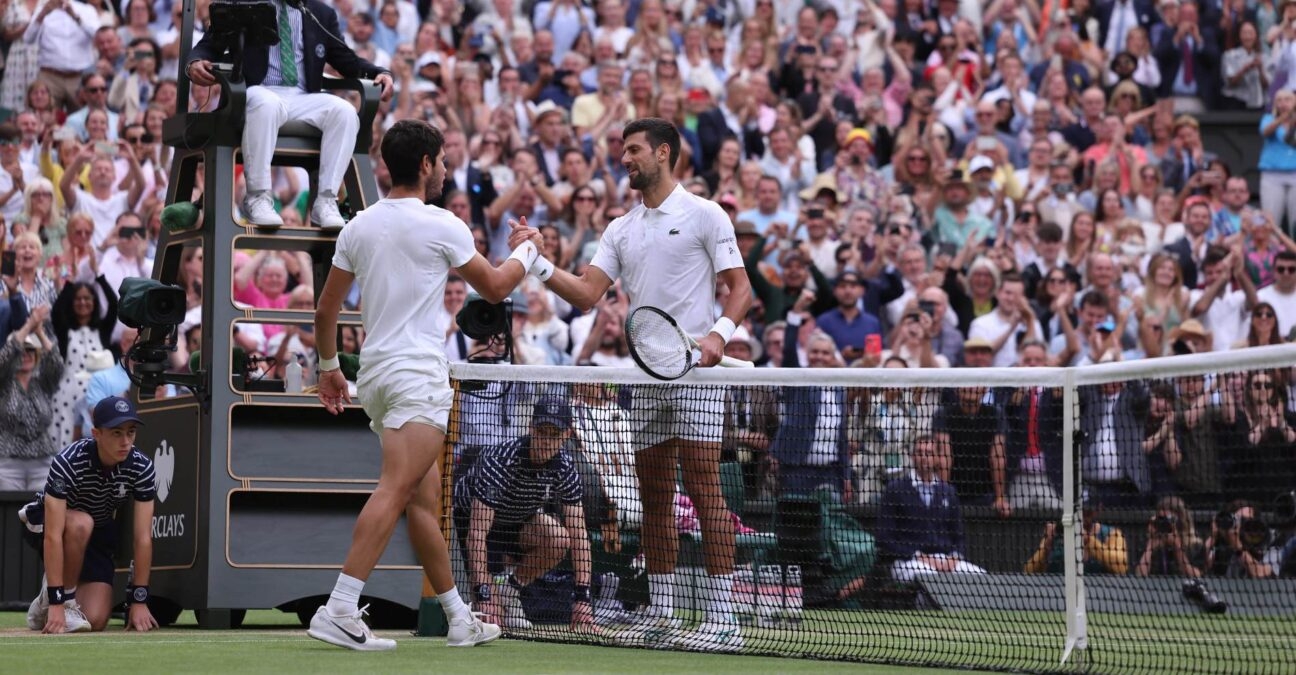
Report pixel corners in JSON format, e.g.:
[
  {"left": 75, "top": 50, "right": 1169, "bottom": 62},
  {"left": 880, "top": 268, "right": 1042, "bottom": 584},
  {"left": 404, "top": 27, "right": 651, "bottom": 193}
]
[
  {"left": 373, "top": 73, "right": 394, "bottom": 103},
  {"left": 698, "top": 332, "right": 725, "bottom": 367},
  {"left": 43, "top": 604, "right": 66, "bottom": 634},
  {"left": 317, "top": 368, "right": 351, "bottom": 414},
  {"left": 187, "top": 59, "right": 217, "bottom": 86},
  {"left": 127, "top": 603, "right": 159, "bottom": 632},
  {"left": 507, "top": 215, "right": 541, "bottom": 249},
  {"left": 993, "top": 495, "right": 1011, "bottom": 518}
]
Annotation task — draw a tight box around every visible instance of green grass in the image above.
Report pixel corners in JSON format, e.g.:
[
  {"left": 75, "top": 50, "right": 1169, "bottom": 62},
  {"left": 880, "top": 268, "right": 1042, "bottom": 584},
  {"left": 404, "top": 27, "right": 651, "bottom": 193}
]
[
  {"left": 4, "top": 608, "right": 1293, "bottom": 674},
  {"left": 0, "top": 610, "right": 980, "bottom": 675}
]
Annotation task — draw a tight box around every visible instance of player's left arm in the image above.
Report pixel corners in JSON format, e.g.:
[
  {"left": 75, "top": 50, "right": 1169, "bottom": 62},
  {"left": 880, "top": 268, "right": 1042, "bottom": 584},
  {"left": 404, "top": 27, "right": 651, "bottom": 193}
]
[
  {"left": 127, "top": 497, "right": 159, "bottom": 631},
  {"left": 699, "top": 266, "right": 753, "bottom": 367}
]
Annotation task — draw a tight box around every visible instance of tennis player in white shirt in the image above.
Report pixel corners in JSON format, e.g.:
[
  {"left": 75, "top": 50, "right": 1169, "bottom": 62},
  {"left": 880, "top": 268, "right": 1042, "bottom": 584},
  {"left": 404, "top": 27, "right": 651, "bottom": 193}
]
[
  {"left": 524, "top": 118, "right": 753, "bottom": 652},
  {"left": 309, "top": 119, "right": 545, "bottom": 651}
]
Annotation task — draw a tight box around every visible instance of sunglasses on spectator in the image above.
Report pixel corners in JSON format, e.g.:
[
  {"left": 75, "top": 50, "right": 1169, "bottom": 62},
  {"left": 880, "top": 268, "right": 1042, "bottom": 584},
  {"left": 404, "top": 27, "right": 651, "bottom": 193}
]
[
  {"left": 84, "top": 86, "right": 107, "bottom": 94},
  {"left": 481, "top": 138, "right": 500, "bottom": 146},
  {"left": 907, "top": 155, "right": 929, "bottom": 163},
  {"left": 573, "top": 195, "right": 596, "bottom": 202},
  {"left": 1047, "top": 277, "right": 1066, "bottom": 284},
  {"left": 1254, "top": 381, "right": 1274, "bottom": 390},
  {"left": 1255, "top": 310, "right": 1275, "bottom": 318},
  {"left": 1276, "top": 265, "right": 1296, "bottom": 274}
]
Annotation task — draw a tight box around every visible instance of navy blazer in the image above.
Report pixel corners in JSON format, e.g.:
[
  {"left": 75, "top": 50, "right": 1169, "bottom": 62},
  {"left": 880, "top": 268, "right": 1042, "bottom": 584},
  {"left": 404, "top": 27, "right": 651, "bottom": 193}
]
[
  {"left": 769, "top": 386, "right": 851, "bottom": 494},
  {"left": 1000, "top": 387, "right": 1065, "bottom": 497},
  {"left": 1163, "top": 236, "right": 1202, "bottom": 291},
  {"left": 877, "top": 476, "right": 967, "bottom": 560},
  {"left": 1079, "top": 382, "right": 1151, "bottom": 493},
  {"left": 188, "top": 0, "right": 386, "bottom": 93},
  {"left": 1093, "top": 0, "right": 1160, "bottom": 49},
  {"left": 1153, "top": 28, "right": 1220, "bottom": 108}
]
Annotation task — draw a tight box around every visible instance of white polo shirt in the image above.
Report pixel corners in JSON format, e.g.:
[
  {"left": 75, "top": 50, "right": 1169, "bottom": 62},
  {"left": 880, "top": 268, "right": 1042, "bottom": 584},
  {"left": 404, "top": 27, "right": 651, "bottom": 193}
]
[
  {"left": 332, "top": 198, "right": 477, "bottom": 375},
  {"left": 591, "top": 184, "right": 744, "bottom": 338}
]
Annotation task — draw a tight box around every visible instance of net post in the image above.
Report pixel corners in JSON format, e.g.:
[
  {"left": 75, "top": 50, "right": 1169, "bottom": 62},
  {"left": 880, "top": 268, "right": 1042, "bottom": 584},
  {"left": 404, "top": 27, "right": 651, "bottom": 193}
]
[
  {"left": 1060, "top": 368, "right": 1087, "bottom": 665},
  {"left": 416, "top": 379, "right": 461, "bottom": 637}
]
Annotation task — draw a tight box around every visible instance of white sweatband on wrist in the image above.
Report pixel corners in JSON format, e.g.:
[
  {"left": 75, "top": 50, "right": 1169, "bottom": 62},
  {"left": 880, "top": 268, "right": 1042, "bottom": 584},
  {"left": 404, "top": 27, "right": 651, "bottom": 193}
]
[
  {"left": 507, "top": 241, "right": 540, "bottom": 271},
  {"left": 318, "top": 355, "right": 341, "bottom": 372},
  {"left": 530, "top": 256, "right": 555, "bottom": 282},
  {"left": 710, "top": 316, "right": 737, "bottom": 343}
]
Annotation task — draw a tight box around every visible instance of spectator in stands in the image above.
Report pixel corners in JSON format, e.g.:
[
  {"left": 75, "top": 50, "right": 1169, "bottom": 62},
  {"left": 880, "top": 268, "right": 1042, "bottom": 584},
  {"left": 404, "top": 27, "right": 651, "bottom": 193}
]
[
  {"left": 0, "top": 305, "right": 61, "bottom": 490},
  {"left": 1258, "top": 90, "right": 1296, "bottom": 236},
  {"left": 770, "top": 330, "right": 852, "bottom": 501},
  {"left": 961, "top": 336, "right": 996, "bottom": 368},
  {"left": 935, "top": 381, "right": 1009, "bottom": 515},
  {"left": 1136, "top": 495, "right": 1206, "bottom": 577},
  {"left": 884, "top": 308, "right": 946, "bottom": 368},
  {"left": 86, "top": 213, "right": 153, "bottom": 297},
  {"left": 1164, "top": 199, "right": 1212, "bottom": 291},
  {"left": 1002, "top": 343, "right": 1065, "bottom": 511},
  {"left": 109, "top": 38, "right": 162, "bottom": 127},
  {"left": 7, "top": 231, "right": 57, "bottom": 311},
  {"left": 79, "top": 328, "right": 136, "bottom": 439},
  {"left": 816, "top": 268, "right": 883, "bottom": 365},
  {"left": 1233, "top": 302, "right": 1285, "bottom": 349},
  {"left": 1160, "top": 116, "right": 1215, "bottom": 193},
  {"left": 63, "top": 74, "right": 119, "bottom": 143},
  {"left": 1191, "top": 246, "right": 1257, "bottom": 351},
  {"left": 61, "top": 146, "right": 146, "bottom": 250},
  {"left": 1024, "top": 500, "right": 1129, "bottom": 575},
  {"left": 877, "top": 435, "right": 986, "bottom": 583},
  {"left": 969, "top": 271, "right": 1042, "bottom": 367},
  {"left": 1257, "top": 250, "right": 1296, "bottom": 336},
  {"left": 49, "top": 276, "right": 116, "bottom": 446},
  {"left": 721, "top": 328, "right": 778, "bottom": 499},
  {"left": 1080, "top": 376, "right": 1152, "bottom": 508},
  {"left": 1207, "top": 499, "right": 1277, "bottom": 578},
  {"left": 1021, "top": 222, "right": 1076, "bottom": 301},
  {"left": 23, "top": 0, "right": 100, "bottom": 112},
  {"left": 1220, "top": 21, "right": 1267, "bottom": 110},
  {"left": 456, "top": 397, "right": 595, "bottom": 632},
  {"left": 1229, "top": 369, "right": 1296, "bottom": 506}
]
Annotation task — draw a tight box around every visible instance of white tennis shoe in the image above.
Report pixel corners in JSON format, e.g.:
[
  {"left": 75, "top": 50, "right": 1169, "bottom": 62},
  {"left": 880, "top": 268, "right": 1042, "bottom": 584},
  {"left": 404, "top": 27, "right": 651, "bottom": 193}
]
[
  {"left": 671, "top": 619, "right": 743, "bottom": 653},
  {"left": 306, "top": 605, "right": 396, "bottom": 651},
  {"left": 446, "top": 610, "right": 501, "bottom": 647},
  {"left": 612, "top": 608, "right": 683, "bottom": 648},
  {"left": 493, "top": 580, "right": 533, "bottom": 630},
  {"left": 26, "top": 577, "right": 47, "bottom": 631},
  {"left": 61, "top": 600, "right": 92, "bottom": 633},
  {"left": 241, "top": 191, "right": 283, "bottom": 229},
  {"left": 310, "top": 193, "right": 345, "bottom": 230}
]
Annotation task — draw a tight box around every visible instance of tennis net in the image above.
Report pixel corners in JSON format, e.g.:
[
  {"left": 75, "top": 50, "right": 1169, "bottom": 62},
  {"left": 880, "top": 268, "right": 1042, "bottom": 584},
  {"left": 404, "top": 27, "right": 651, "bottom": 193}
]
[{"left": 443, "top": 345, "right": 1296, "bottom": 674}]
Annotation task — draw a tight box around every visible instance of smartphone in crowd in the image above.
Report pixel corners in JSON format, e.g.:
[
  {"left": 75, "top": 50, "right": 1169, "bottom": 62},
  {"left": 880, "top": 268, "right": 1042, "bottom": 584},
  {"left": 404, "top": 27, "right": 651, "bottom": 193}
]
[
  {"left": 1, "top": 250, "right": 15, "bottom": 276},
  {"left": 865, "top": 334, "right": 883, "bottom": 357}
]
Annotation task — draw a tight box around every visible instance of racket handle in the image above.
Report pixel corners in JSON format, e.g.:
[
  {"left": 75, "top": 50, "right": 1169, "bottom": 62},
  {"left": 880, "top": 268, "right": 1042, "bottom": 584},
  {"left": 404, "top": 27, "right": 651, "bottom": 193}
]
[{"left": 718, "top": 356, "right": 754, "bottom": 368}]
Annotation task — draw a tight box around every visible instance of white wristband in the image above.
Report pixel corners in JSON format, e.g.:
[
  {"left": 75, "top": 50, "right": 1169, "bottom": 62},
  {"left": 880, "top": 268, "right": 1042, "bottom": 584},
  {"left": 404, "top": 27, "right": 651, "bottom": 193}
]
[
  {"left": 318, "top": 355, "right": 340, "bottom": 372},
  {"left": 709, "top": 316, "right": 737, "bottom": 343},
  {"left": 507, "top": 241, "right": 540, "bottom": 271},
  {"left": 530, "top": 255, "right": 555, "bottom": 282}
]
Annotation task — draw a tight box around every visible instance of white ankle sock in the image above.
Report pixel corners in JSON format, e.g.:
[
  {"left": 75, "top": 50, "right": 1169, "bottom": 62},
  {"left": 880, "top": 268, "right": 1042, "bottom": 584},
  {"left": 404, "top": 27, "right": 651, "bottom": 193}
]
[
  {"left": 438, "top": 587, "right": 472, "bottom": 622},
  {"left": 326, "top": 573, "right": 364, "bottom": 616},
  {"left": 705, "top": 574, "right": 735, "bottom": 623},
  {"left": 648, "top": 573, "right": 675, "bottom": 616}
]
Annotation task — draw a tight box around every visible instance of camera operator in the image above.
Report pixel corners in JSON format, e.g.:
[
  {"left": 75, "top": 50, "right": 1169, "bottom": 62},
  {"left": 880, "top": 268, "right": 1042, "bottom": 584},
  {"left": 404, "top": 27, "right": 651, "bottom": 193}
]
[
  {"left": 1274, "top": 492, "right": 1296, "bottom": 578},
  {"left": 1135, "top": 496, "right": 1205, "bottom": 577},
  {"left": 1206, "top": 500, "right": 1277, "bottom": 579}
]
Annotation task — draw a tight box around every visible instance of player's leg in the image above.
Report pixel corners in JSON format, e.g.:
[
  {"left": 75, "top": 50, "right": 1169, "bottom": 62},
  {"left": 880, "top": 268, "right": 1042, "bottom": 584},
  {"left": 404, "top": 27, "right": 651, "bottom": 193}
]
[
  {"left": 75, "top": 583, "right": 113, "bottom": 631},
  {"left": 404, "top": 441, "right": 499, "bottom": 646},
  {"left": 635, "top": 440, "right": 680, "bottom": 614},
  {"left": 289, "top": 92, "right": 358, "bottom": 229},
  {"left": 515, "top": 514, "right": 569, "bottom": 584},
  {"left": 240, "top": 86, "right": 289, "bottom": 227},
  {"left": 55, "top": 509, "right": 94, "bottom": 633},
  {"left": 679, "top": 439, "right": 735, "bottom": 577}
]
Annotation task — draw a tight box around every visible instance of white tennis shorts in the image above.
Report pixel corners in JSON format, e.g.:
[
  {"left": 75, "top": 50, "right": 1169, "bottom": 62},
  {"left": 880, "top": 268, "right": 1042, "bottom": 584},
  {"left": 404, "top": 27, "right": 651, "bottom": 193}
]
[
  {"left": 357, "top": 362, "right": 453, "bottom": 435},
  {"left": 628, "top": 384, "right": 724, "bottom": 451}
]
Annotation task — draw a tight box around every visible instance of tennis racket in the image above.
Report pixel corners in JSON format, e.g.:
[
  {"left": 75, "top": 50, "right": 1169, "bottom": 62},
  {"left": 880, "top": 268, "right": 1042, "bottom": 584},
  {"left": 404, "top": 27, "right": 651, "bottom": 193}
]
[{"left": 624, "top": 306, "right": 754, "bottom": 381}]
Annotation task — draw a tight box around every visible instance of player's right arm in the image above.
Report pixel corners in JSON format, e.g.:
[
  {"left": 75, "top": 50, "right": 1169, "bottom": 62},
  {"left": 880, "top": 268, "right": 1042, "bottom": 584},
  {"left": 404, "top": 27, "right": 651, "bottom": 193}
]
[
  {"left": 42, "top": 493, "right": 68, "bottom": 633},
  {"left": 315, "top": 265, "right": 356, "bottom": 414},
  {"left": 539, "top": 264, "right": 614, "bottom": 313},
  {"left": 455, "top": 217, "right": 546, "bottom": 303}
]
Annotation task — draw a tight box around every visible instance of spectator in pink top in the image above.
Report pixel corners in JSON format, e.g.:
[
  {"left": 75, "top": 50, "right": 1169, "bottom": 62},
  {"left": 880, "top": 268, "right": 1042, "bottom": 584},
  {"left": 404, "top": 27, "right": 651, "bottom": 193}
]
[{"left": 232, "top": 250, "right": 313, "bottom": 339}]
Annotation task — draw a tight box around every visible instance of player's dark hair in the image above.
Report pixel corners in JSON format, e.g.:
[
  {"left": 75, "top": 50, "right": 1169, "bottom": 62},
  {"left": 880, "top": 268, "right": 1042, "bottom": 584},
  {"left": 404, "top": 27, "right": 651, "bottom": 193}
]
[
  {"left": 383, "top": 120, "right": 444, "bottom": 188},
  {"left": 624, "top": 117, "right": 680, "bottom": 171}
]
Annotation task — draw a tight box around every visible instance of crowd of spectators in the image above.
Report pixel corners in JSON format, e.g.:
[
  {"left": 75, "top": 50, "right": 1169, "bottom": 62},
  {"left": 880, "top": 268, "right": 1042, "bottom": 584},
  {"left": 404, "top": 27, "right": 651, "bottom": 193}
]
[{"left": 2, "top": 0, "right": 1296, "bottom": 599}]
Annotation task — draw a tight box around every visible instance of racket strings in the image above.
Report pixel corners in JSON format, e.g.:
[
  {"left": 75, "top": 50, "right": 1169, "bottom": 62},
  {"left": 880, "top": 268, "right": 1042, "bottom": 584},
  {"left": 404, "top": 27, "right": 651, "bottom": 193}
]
[{"left": 626, "top": 312, "right": 693, "bottom": 379}]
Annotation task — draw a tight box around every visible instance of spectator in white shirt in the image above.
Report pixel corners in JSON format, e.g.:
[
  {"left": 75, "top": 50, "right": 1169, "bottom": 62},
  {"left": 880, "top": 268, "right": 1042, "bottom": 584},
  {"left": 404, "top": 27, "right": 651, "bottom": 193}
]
[
  {"left": 969, "top": 272, "right": 1042, "bottom": 367},
  {"left": 1257, "top": 250, "right": 1296, "bottom": 337},
  {"left": 23, "top": 0, "right": 101, "bottom": 112},
  {"left": 81, "top": 211, "right": 153, "bottom": 296},
  {"left": 1189, "top": 245, "right": 1257, "bottom": 351},
  {"left": 61, "top": 143, "right": 145, "bottom": 250}
]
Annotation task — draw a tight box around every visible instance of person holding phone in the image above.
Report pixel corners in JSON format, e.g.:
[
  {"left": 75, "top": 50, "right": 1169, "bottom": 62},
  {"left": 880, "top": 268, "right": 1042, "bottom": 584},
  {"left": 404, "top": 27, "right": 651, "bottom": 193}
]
[
  {"left": 84, "top": 212, "right": 151, "bottom": 294},
  {"left": 814, "top": 268, "right": 883, "bottom": 365},
  {"left": 23, "top": 0, "right": 101, "bottom": 113},
  {"left": 107, "top": 37, "right": 160, "bottom": 124}
]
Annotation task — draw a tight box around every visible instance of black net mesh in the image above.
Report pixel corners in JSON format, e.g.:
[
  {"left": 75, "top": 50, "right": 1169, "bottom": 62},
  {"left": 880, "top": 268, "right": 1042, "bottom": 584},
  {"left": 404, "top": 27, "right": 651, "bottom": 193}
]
[{"left": 445, "top": 363, "right": 1296, "bottom": 673}]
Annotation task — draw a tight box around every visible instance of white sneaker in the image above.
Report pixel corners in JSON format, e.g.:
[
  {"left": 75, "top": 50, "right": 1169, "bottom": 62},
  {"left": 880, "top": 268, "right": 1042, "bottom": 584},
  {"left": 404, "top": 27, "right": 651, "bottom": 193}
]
[
  {"left": 612, "top": 609, "right": 682, "bottom": 648},
  {"left": 310, "top": 193, "right": 345, "bottom": 230},
  {"left": 446, "top": 610, "right": 501, "bottom": 647},
  {"left": 241, "top": 191, "right": 283, "bottom": 229},
  {"left": 671, "top": 620, "right": 743, "bottom": 653},
  {"left": 593, "top": 598, "right": 630, "bottom": 626},
  {"left": 62, "top": 600, "right": 92, "bottom": 633},
  {"left": 306, "top": 605, "right": 396, "bottom": 651},
  {"left": 494, "top": 579, "right": 533, "bottom": 630},
  {"left": 26, "top": 577, "right": 47, "bottom": 631}
]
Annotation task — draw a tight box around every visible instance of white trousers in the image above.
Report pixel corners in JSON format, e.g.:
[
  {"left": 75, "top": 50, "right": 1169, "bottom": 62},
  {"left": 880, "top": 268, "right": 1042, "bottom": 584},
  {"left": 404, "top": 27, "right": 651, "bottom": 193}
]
[
  {"left": 0, "top": 457, "right": 52, "bottom": 491},
  {"left": 1260, "top": 171, "right": 1296, "bottom": 235},
  {"left": 243, "top": 85, "right": 359, "bottom": 195},
  {"left": 891, "top": 554, "right": 987, "bottom": 583},
  {"left": 1008, "top": 471, "right": 1064, "bottom": 512}
]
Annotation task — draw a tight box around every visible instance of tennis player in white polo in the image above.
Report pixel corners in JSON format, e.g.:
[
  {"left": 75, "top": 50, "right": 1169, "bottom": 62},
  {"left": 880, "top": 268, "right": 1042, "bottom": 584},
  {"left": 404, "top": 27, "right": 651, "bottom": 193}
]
[
  {"left": 526, "top": 117, "right": 753, "bottom": 652},
  {"left": 310, "top": 119, "right": 546, "bottom": 651}
]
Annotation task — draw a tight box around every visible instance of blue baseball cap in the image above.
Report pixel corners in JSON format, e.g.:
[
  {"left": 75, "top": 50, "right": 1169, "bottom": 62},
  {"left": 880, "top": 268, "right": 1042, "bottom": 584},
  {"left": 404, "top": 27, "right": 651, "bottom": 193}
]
[
  {"left": 532, "top": 396, "right": 572, "bottom": 430},
  {"left": 93, "top": 396, "right": 144, "bottom": 429},
  {"left": 1096, "top": 320, "right": 1117, "bottom": 333}
]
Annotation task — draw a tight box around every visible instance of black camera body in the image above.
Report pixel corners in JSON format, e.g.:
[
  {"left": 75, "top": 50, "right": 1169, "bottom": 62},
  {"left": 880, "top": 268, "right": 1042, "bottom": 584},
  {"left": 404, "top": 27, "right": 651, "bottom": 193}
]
[
  {"left": 1153, "top": 514, "right": 1176, "bottom": 535},
  {"left": 1239, "top": 518, "right": 1272, "bottom": 553},
  {"left": 118, "top": 278, "right": 186, "bottom": 330},
  {"left": 456, "top": 294, "right": 515, "bottom": 364}
]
